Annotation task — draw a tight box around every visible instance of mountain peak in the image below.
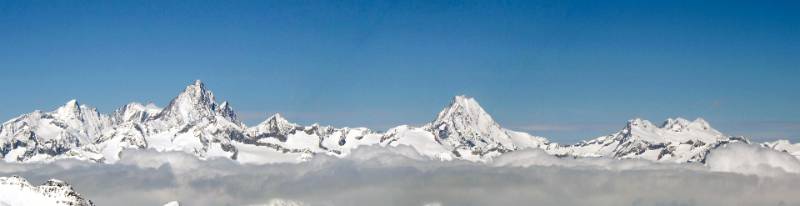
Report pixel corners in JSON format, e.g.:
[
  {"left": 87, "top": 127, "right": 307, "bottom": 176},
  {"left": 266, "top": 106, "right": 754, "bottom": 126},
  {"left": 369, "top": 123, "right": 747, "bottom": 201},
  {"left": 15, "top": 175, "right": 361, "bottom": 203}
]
[
  {"left": 267, "top": 113, "right": 285, "bottom": 121},
  {"left": 619, "top": 117, "right": 725, "bottom": 143},
  {"left": 262, "top": 113, "right": 294, "bottom": 128},
  {"left": 430, "top": 95, "right": 511, "bottom": 151},
  {"left": 55, "top": 99, "right": 83, "bottom": 119},
  {"left": 626, "top": 118, "right": 656, "bottom": 129},
  {"left": 662, "top": 117, "right": 691, "bottom": 131},
  {"left": 691, "top": 118, "right": 711, "bottom": 129},
  {"left": 435, "top": 95, "right": 490, "bottom": 123},
  {"left": 660, "top": 117, "right": 714, "bottom": 132},
  {"left": 66, "top": 99, "right": 79, "bottom": 107},
  {"left": 250, "top": 113, "right": 298, "bottom": 137},
  {"left": 451, "top": 95, "right": 480, "bottom": 108},
  {"left": 154, "top": 80, "right": 219, "bottom": 124},
  {"left": 185, "top": 80, "right": 210, "bottom": 97},
  {"left": 216, "top": 101, "right": 240, "bottom": 124}
]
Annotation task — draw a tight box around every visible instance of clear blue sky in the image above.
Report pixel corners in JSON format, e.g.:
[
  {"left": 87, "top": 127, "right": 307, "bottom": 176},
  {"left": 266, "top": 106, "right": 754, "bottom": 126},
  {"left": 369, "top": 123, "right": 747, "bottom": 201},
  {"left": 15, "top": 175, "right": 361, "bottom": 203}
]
[{"left": 1, "top": 0, "right": 798, "bottom": 143}]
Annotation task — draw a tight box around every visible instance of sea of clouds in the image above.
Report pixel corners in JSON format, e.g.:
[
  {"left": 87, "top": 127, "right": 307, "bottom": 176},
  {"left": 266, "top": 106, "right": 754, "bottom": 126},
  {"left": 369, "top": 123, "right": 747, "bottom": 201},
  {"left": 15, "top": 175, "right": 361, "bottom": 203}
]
[{"left": 2, "top": 143, "right": 800, "bottom": 206}]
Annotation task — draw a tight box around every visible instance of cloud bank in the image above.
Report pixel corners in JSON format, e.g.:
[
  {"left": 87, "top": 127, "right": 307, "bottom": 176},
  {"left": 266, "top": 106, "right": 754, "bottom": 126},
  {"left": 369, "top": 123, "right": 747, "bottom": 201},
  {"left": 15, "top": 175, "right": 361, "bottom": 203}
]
[{"left": 2, "top": 144, "right": 800, "bottom": 206}]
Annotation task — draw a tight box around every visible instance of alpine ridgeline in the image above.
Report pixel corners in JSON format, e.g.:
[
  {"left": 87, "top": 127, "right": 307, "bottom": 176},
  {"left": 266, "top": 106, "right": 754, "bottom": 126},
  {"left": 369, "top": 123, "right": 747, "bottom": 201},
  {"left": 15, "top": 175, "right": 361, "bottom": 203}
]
[{"left": 0, "top": 80, "right": 796, "bottom": 164}]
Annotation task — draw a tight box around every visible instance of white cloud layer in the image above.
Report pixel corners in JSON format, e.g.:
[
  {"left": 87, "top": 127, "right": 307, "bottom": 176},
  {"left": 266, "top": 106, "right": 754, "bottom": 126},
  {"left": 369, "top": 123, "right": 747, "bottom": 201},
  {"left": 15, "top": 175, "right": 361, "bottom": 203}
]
[
  {"left": 707, "top": 143, "right": 800, "bottom": 176},
  {"left": 1, "top": 145, "right": 800, "bottom": 206}
]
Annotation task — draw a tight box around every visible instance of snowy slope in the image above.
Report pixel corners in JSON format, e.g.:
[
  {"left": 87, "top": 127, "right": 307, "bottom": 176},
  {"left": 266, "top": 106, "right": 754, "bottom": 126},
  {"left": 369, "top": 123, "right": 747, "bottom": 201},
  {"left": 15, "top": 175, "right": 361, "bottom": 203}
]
[
  {"left": 552, "top": 118, "right": 749, "bottom": 163},
  {"left": 0, "top": 176, "right": 94, "bottom": 206}
]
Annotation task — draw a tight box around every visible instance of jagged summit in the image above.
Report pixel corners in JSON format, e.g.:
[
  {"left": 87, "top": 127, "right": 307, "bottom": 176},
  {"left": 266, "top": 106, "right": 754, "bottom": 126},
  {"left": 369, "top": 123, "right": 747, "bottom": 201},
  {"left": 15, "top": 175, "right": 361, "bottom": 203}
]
[
  {"left": 0, "top": 82, "right": 790, "bottom": 164},
  {"left": 55, "top": 99, "right": 83, "bottom": 119},
  {"left": 149, "top": 80, "right": 241, "bottom": 126},
  {"left": 423, "top": 95, "right": 530, "bottom": 158},
  {"left": 247, "top": 113, "right": 301, "bottom": 142},
  {"left": 216, "top": 101, "right": 240, "bottom": 124},
  {"left": 255, "top": 113, "right": 298, "bottom": 132},
  {"left": 155, "top": 80, "right": 218, "bottom": 123}
]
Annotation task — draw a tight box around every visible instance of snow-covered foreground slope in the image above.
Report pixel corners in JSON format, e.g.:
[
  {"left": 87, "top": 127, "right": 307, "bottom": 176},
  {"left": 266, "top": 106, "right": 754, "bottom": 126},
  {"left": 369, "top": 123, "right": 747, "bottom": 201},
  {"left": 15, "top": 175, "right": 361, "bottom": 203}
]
[
  {"left": 1, "top": 80, "right": 797, "bottom": 165},
  {"left": 0, "top": 176, "right": 94, "bottom": 206}
]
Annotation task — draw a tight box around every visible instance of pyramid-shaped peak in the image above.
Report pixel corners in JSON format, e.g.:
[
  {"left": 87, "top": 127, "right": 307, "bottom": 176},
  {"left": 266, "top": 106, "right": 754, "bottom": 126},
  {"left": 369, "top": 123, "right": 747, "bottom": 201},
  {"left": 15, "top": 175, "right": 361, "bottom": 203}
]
[
  {"left": 267, "top": 113, "right": 285, "bottom": 121},
  {"left": 183, "top": 80, "right": 210, "bottom": 96},
  {"left": 451, "top": 95, "right": 480, "bottom": 108},
  {"left": 175, "top": 80, "right": 214, "bottom": 105},
  {"left": 436, "top": 95, "right": 492, "bottom": 122},
  {"left": 154, "top": 80, "right": 220, "bottom": 124},
  {"left": 430, "top": 95, "right": 510, "bottom": 148},
  {"left": 55, "top": 99, "right": 83, "bottom": 118},
  {"left": 215, "top": 101, "right": 241, "bottom": 124},
  {"left": 252, "top": 113, "right": 298, "bottom": 134},
  {"left": 65, "top": 99, "right": 80, "bottom": 107},
  {"left": 262, "top": 113, "right": 295, "bottom": 127}
]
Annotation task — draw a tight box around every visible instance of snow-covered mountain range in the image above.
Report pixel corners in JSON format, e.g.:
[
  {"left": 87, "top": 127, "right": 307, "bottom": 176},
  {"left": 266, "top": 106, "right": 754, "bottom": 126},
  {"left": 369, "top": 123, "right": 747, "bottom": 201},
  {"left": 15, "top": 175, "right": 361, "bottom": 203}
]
[
  {"left": 0, "top": 176, "right": 94, "bottom": 206},
  {"left": 1, "top": 80, "right": 798, "bottom": 164}
]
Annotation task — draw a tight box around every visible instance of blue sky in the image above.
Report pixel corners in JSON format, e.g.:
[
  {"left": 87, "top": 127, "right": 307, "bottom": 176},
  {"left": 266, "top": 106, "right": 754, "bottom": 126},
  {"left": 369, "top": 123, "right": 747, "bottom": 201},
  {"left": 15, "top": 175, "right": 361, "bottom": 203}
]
[{"left": 0, "top": 0, "right": 798, "bottom": 143}]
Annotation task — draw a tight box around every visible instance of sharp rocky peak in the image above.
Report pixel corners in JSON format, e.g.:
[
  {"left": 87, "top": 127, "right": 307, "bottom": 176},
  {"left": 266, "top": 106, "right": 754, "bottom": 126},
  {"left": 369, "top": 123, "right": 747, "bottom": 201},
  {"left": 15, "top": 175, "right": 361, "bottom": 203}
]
[
  {"left": 256, "top": 113, "right": 297, "bottom": 130},
  {"left": 154, "top": 80, "right": 239, "bottom": 124},
  {"left": 55, "top": 99, "right": 83, "bottom": 118},
  {"left": 429, "top": 95, "right": 511, "bottom": 151},
  {"left": 433, "top": 95, "right": 497, "bottom": 126},
  {"left": 216, "top": 101, "right": 239, "bottom": 123}
]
